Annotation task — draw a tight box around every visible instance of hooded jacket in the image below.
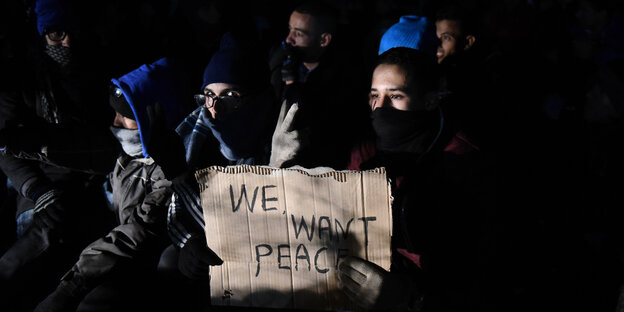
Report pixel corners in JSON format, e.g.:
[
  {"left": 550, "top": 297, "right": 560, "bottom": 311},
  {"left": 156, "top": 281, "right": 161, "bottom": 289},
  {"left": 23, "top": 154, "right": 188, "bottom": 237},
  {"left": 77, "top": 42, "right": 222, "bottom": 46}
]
[{"left": 62, "top": 58, "right": 192, "bottom": 294}]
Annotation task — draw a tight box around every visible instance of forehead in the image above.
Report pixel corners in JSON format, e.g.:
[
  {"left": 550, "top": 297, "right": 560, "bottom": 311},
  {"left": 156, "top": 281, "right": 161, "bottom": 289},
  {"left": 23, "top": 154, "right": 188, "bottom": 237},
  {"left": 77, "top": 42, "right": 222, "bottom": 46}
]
[
  {"left": 204, "top": 83, "right": 239, "bottom": 92},
  {"left": 371, "top": 64, "right": 408, "bottom": 89},
  {"left": 435, "top": 19, "right": 462, "bottom": 35},
  {"left": 289, "top": 11, "right": 316, "bottom": 31}
]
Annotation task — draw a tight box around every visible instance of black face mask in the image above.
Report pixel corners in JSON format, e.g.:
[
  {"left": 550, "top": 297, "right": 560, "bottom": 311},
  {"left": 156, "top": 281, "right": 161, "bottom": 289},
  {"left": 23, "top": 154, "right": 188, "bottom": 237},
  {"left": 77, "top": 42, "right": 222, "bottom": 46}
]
[
  {"left": 371, "top": 107, "right": 442, "bottom": 156},
  {"left": 44, "top": 44, "right": 72, "bottom": 68}
]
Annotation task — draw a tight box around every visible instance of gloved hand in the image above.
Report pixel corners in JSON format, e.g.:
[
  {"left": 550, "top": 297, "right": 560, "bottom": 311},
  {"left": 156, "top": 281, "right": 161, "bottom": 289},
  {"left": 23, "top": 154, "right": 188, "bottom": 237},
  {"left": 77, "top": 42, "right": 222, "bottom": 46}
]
[
  {"left": 178, "top": 234, "right": 223, "bottom": 280},
  {"left": 32, "top": 189, "right": 68, "bottom": 230},
  {"left": 33, "top": 275, "right": 89, "bottom": 312},
  {"left": 146, "top": 102, "right": 188, "bottom": 180},
  {"left": 0, "top": 124, "right": 48, "bottom": 154},
  {"left": 338, "top": 256, "right": 423, "bottom": 311},
  {"left": 280, "top": 41, "right": 298, "bottom": 84},
  {"left": 269, "top": 102, "right": 308, "bottom": 168}
]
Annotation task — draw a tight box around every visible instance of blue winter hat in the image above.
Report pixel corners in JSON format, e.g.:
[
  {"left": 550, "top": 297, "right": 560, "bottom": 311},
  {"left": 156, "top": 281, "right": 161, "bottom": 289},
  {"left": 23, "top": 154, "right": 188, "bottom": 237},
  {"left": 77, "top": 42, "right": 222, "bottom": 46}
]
[
  {"left": 34, "top": 0, "right": 76, "bottom": 36},
  {"left": 378, "top": 15, "right": 438, "bottom": 56},
  {"left": 111, "top": 58, "right": 192, "bottom": 158},
  {"left": 201, "top": 32, "right": 269, "bottom": 90}
]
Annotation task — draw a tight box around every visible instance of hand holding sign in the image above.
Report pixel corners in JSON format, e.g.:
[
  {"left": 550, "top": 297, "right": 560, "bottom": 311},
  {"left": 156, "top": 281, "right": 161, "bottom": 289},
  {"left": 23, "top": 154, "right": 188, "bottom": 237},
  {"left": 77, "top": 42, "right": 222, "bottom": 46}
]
[
  {"left": 338, "top": 256, "right": 423, "bottom": 311},
  {"left": 178, "top": 234, "right": 223, "bottom": 280}
]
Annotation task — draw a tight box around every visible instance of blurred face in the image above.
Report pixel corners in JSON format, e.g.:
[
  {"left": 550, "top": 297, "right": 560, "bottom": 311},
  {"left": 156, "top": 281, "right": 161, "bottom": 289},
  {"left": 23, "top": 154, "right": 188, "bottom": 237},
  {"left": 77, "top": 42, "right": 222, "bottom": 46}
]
[
  {"left": 435, "top": 19, "right": 462, "bottom": 63},
  {"left": 202, "top": 83, "right": 243, "bottom": 119},
  {"left": 113, "top": 112, "right": 138, "bottom": 130},
  {"left": 370, "top": 64, "right": 414, "bottom": 111}
]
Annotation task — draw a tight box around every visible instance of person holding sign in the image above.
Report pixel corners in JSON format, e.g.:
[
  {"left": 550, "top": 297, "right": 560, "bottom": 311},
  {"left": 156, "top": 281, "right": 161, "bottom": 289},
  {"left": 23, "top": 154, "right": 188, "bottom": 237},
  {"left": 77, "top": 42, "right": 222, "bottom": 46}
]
[
  {"left": 158, "top": 31, "right": 279, "bottom": 290},
  {"left": 341, "top": 47, "right": 490, "bottom": 311}
]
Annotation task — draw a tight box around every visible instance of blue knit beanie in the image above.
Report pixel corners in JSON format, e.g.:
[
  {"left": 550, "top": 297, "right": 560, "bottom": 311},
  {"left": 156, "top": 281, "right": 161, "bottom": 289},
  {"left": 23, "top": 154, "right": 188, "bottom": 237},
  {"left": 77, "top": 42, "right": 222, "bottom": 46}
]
[
  {"left": 201, "top": 32, "right": 269, "bottom": 90},
  {"left": 378, "top": 15, "right": 438, "bottom": 56},
  {"left": 34, "top": 0, "right": 76, "bottom": 36}
]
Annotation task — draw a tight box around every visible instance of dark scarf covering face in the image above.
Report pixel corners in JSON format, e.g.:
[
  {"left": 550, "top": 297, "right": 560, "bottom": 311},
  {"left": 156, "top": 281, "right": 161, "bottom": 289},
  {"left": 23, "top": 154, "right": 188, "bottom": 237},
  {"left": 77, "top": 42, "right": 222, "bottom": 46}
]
[
  {"left": 202, "top": 88, "right": 274, "bottom": 161},
  {"left": 372, "top": 107, "right": 443, "bottom": 156},
  {"left": 44, "top": 44, "right": 72, "bottom": 68},
  {"left": 369, "top": 106, "right": 444, "bottom": 178}
]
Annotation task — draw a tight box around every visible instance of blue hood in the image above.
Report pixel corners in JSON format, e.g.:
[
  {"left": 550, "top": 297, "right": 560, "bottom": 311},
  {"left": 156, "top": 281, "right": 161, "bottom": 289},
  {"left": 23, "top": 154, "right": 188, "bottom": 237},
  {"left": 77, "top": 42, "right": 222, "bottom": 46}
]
[
  {"left": 111, "top": 58, "right": 191, "bottom": 158},
  {"left": 35, "top": 0, "right": 77, "bottom": 35}
]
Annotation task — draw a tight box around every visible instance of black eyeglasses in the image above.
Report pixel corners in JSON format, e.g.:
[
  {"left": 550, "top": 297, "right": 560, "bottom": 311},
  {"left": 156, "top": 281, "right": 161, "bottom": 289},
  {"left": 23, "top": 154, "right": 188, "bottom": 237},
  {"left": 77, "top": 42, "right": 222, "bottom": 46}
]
[
  {"left": 194, "top": 90, "right": 246, "bottom": 111},
  {"left": 44, "top": 30, "right": 68, "bottom": 42}
]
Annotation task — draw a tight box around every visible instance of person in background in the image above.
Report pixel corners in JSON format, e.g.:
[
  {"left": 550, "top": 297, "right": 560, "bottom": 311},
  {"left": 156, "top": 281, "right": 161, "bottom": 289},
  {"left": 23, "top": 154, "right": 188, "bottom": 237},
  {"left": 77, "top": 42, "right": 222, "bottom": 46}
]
[
  {"left": 378, "top": 14, "right": 438, "bottom": 56},
  {"left": 268, "top": 1, "right": 369, "bottom": 170},
  {"left": 0, "top": 0, "right": 119, "bottom": 309}
]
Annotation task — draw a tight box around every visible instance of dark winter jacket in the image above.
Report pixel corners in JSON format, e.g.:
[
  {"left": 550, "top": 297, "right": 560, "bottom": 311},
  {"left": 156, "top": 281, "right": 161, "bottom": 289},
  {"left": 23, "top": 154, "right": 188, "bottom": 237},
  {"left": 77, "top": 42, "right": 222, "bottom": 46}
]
[{"left": 61, "top": 57, "right": 192, "bottom": 295}]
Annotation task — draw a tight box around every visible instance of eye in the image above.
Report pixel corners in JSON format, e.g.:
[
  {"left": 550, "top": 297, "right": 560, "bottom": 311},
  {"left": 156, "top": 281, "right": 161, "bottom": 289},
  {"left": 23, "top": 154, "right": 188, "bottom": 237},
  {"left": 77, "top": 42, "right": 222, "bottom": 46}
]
[
  {"left": 390, "top": 94, "right": 404, "bottom": 100},
  {"left": 225, "top": 90, "right": 242, "bottom": 98},
  {"left": 369, "top": 93, "right": 379, "bottom": 99}
]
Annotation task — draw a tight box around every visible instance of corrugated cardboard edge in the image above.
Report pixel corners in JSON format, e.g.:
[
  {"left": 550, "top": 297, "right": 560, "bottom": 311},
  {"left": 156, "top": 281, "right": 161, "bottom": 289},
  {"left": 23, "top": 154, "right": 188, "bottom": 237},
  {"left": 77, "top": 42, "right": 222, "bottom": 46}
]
[{"left": 195, "top": 165, "right": 389, "bottom": 189}]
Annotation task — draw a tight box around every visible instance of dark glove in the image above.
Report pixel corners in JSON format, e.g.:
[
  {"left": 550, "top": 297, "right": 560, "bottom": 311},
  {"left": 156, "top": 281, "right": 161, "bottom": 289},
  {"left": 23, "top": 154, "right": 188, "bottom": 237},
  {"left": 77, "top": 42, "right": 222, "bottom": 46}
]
[
  {"left": 338, "top": 256, "right": 423, "bottom": 311},
  {"left": 33, "top": 275, "right": 89, "bottom": 312},
  {"left": 146, "top": 102, "right": 188, "bottom": 180},
  {"left": 32, "top": 189, "right": 68, "bottom": 230},
  {"left": 0, "top": 124, "right": 48, "bottom": 154},
  {"left": 178, "top": 235, "right": 223, "bottom": 280},
  {"left": 280, "top": 41, "right": 298, "bottom": 84}
]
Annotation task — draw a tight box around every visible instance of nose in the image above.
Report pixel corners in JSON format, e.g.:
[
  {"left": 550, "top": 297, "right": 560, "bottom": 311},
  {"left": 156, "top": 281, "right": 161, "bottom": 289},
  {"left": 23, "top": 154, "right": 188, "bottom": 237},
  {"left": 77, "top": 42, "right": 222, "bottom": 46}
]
[
  {"left": 371, "top": 95, "right": 392, "bottom": 110},
  {"left": 285, "top": 32, "right": 295, "bottom": 46},
  {"left": 61, "top": 35, "right": 71, "bottom": 48},
  {"left": 113, "top": 112, "right": 124, "bottom": 127}
]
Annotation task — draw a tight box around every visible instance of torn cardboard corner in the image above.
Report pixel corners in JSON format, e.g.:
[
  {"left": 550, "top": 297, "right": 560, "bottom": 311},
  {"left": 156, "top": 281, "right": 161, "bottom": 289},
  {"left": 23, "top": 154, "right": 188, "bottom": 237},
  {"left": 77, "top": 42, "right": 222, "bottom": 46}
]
[{"left": 196, "top": 165, "right": 393, "bottom": 311}]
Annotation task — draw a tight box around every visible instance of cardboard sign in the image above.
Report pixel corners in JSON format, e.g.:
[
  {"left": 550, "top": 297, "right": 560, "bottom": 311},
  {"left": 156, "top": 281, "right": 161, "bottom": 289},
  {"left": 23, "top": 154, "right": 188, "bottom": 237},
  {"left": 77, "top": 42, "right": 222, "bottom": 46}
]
[{"left": 197, "top": 165, "right": 393, "bottom": 311}]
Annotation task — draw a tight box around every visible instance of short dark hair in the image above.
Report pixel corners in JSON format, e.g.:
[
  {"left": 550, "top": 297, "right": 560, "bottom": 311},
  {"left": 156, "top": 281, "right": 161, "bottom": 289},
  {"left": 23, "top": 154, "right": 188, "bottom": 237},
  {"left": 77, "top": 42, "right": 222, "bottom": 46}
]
[
  {"left": 435, "top": 4, "right": 477, "bottom": 36},
  {"left": 294, "top": 1, "right": 338, "bottom": 34},
  {"left": 376, "top": 47, "right": 440, "bottom": 99}
]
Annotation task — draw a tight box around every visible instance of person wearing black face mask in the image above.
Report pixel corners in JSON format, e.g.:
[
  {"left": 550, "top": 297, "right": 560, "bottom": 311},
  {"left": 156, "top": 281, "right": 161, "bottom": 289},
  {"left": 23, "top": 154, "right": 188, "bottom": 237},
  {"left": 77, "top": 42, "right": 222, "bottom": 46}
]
[
  {"left": 146, "top": 32, "right": 278, "bottom": 309},
  {"left": 0, "top": 0, "right": 119, "bottom": 308},
  {"left": 339, "top": 47, "right": 493, "bottom": 312}
]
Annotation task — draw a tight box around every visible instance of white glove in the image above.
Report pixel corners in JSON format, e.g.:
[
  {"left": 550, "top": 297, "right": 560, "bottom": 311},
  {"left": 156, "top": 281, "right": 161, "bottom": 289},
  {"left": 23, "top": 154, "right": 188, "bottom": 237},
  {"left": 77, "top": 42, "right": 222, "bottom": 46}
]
[
  {"left": 269, "top": 101, "right": 308, "bottom": 168},
  {"left": 338, "top": 256, "right": 422, "bottom": 311}
]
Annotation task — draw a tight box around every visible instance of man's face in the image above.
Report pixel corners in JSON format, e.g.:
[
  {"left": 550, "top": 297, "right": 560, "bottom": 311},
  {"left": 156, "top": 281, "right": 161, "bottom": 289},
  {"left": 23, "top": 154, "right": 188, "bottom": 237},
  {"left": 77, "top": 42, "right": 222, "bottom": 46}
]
[
  {"left": 202, "top": 82, "right": 244, "bottom": 120},
  {"left": 285, "top": 11, "right": 323, "bottom": 62},
  {"left": 113, "top": 112, "right": 138, "bottom": 130},
  {"left": 435, "top": 19, "right": 462, "bottom": 64},
  {"left": 369, "top": 64, "right": 415, "bottom": 111}
]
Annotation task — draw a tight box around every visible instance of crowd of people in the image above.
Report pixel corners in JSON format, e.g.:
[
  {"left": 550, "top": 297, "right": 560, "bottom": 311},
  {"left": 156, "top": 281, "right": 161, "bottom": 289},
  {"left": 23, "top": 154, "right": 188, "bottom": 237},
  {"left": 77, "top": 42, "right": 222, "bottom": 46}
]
[{"left": 0, "top": 0, "right": 623, "bottom": 311}]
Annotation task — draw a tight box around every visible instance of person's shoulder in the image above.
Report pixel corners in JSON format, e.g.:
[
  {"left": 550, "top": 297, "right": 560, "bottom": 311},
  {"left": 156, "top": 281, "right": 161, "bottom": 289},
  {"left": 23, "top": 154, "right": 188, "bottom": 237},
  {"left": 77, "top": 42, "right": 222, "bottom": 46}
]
[{"left": 443, "top": 130, "right": 480, "bottom": 155}]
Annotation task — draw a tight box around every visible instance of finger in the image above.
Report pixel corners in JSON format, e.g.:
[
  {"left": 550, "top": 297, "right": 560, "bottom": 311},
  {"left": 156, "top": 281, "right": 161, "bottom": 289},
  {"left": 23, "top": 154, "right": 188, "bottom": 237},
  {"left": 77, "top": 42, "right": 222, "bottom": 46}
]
[
  {"left": 203, "top": 247, "right": 224, "bottom": 265},
  {"left": 339, "top": 263, "right": 368, "bottom": 286},
  {"left": 341, "top": 256, "right": 379, "bottom": 275},
  {"left": 282, "top": 103, "right": 299, "bottom": 132},
  {"left": 341, "top": 284, "right": 362, "bottom": 305},
  {"left": 276, "top": 100, "right": 289, "bottom": 126}
]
